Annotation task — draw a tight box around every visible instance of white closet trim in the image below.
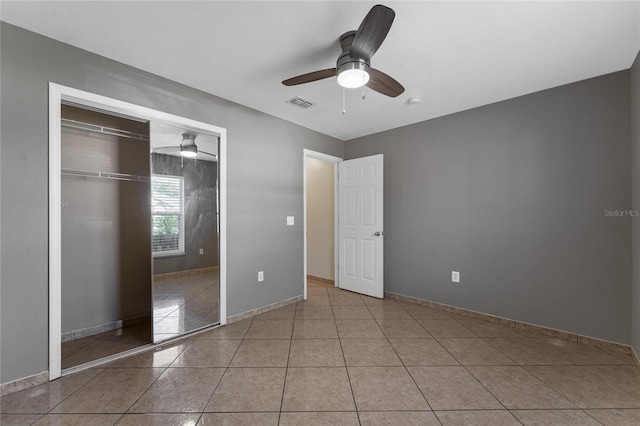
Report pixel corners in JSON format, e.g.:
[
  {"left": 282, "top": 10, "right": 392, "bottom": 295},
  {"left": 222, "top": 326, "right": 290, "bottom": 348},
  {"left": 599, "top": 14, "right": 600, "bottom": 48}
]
[{"left": 49, "top": 83, "right": 228, "bottom": 380}]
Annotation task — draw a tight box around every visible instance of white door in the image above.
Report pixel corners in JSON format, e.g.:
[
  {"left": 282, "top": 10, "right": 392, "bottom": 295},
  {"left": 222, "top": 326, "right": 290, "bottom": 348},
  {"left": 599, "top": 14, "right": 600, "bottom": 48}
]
[{"left": 338, "top": 154, "right": 384, "bottom": 298}]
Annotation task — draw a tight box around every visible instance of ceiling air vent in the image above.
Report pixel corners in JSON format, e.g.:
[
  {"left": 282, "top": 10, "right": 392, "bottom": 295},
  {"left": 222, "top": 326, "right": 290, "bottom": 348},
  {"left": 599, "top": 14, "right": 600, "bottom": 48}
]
[{"left": 286, "top": 97, "right": 313, "bottom": 109}]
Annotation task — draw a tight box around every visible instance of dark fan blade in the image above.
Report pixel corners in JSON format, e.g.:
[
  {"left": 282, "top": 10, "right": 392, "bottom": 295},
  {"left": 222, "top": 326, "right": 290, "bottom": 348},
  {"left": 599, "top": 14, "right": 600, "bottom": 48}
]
[
  {"left": 282, "top": 68, "right": 337, "bottom": 86},
  {"left": 350, "top": 5, "right": 395, "bottom": 60},
  {"left": 367, "top": 68, "right": 404, "bottom": 97}
]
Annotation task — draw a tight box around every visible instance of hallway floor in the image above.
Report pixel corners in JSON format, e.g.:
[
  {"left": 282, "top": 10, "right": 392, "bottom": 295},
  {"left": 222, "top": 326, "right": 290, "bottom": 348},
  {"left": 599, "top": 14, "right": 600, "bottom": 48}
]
[{"left": 3, "top": 279, "right": 640, "bottom": 425}]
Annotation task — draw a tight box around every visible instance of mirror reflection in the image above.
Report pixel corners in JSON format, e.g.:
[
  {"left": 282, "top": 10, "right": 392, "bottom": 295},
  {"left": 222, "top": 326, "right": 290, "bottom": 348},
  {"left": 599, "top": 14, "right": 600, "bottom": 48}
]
[{"left": 150, "top": 123, "right": 220, "bottom": 342}]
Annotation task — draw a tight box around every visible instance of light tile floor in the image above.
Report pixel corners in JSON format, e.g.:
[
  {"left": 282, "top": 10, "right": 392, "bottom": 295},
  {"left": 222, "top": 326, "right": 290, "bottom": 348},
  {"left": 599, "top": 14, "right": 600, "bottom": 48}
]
[
  {"left": 152, "top": 270, "right": 219, "bottom": 341},
  {"left": 61, "top": 271, "right": 219, "bottom": 369},
  {"left": 4, "top": 279, "right": 640, "bottom": 425}
]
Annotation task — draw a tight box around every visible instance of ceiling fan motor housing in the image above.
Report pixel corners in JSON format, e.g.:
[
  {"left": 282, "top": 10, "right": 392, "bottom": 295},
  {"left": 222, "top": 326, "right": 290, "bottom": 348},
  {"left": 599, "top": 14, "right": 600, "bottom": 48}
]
[
  {"left": 337, "top": 31, "right": 370, "bottom": 88},
  {"left": 180, "top": 133, "right": 198, "bottom": 158}
]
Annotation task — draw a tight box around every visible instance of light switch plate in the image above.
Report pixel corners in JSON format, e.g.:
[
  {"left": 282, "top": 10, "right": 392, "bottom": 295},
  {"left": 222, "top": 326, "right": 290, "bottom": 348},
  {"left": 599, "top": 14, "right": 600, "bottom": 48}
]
[
  {"left": 451, "top": 271, "right": 460, "bottom": 283},
  {"left": 287, "top": 216, "right": 294, "bottom": 226}
]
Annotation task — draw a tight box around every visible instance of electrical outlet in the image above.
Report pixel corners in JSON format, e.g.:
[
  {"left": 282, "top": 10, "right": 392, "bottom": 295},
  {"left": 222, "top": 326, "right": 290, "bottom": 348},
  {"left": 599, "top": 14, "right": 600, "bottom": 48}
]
[
  {"left": 451, "top": 271, "right": 460, "bottom": 283},
  {"left": 287, "top": 216, "right": 294, "bottom": 226},
  {"left": 199, "top": 248, "right": 204, "bottom": 255},
  {"left": 258, "top": 271, "right": 264, "bottom": 282}
]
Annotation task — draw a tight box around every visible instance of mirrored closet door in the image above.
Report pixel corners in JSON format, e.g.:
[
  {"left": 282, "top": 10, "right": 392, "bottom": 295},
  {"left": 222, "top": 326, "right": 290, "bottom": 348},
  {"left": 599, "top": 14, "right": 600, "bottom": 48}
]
[
  {"left": 59, "top": 104, "right": 221, "bottom": 370},
  {"left": 150, "top": 122, "right": 220, "bottom": 342}
]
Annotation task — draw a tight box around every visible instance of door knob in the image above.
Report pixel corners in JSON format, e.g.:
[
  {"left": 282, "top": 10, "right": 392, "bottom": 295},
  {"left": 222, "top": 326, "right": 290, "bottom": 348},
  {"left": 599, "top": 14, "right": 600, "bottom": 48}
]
[{"left": 374, "top": 231, "right": 383, "bottom": 236}]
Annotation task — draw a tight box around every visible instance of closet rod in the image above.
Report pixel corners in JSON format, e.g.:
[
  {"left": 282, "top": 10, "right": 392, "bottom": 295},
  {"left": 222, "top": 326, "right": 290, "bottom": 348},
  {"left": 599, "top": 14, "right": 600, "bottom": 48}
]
[
  {"left": 61, "top": 168, "right": 150, "bottom": 183},
  {"left": 61, "top": 118, "right": 150, "bottom": 142}
]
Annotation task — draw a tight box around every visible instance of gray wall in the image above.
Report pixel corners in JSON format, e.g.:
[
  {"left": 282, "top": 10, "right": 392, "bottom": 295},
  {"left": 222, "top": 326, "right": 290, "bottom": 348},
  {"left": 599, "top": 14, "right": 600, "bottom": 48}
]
[
  {"left": 0, "top": 23, "right": 342, "bottom": 384},
  {"left": 631, "top": 51, "right": 640, "bottom": 356},
  {"left": 346, "top": 71, "right": 632, "bottom": 344},
  {"left": 151, "top": 153, "right": 218, "bottom": 275}
]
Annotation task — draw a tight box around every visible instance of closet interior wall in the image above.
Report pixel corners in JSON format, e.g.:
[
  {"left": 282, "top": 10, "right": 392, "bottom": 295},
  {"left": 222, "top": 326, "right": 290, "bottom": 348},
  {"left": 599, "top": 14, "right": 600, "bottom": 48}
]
[{"left": 60, "top": 105, "right": 152, "bottom": 364}]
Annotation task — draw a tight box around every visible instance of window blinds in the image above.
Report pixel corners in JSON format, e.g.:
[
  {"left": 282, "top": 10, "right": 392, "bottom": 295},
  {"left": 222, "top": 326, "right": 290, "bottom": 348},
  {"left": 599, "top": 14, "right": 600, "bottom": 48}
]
[{"left": 151, "top": 175, "right": 185, "bottom": 254}]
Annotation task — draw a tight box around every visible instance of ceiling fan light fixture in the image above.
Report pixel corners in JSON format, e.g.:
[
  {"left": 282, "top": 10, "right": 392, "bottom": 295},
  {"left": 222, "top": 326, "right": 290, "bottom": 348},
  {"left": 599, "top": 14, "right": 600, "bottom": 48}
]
[
  {"left": 180, "top": 144, "right": 197, "bottom": 158},
  {"left": 337, "top": 62, "right": 370, "bottom": 89},
  {"left": 180, "top": 133, "right": 198, "bottom": 158}
]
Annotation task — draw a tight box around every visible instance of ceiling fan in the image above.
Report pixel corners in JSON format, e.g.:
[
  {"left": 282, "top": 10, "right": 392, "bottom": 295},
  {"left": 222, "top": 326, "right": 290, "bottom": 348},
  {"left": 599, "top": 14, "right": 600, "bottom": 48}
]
[
  {"left": 282, "top": 4, "right": 404, "bottom": 98},
  {"left": 152, "top": 133, "right": 217, "bottom": 160}
]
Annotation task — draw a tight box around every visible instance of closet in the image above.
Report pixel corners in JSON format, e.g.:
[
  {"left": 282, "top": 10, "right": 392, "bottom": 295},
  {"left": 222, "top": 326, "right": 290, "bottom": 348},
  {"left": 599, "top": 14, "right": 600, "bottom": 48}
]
[
  {"left": 58, "top": 103, "right": 221, "bottom": 371},
  {"left": 60, "top": 105, "right": 152, "bottom": 369}
]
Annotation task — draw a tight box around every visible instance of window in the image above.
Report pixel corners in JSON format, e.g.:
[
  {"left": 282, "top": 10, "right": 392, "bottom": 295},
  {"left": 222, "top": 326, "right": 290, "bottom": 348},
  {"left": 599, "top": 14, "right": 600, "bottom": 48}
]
[{"left": 151, "top": 174, "right": 185, "bottom": 256}]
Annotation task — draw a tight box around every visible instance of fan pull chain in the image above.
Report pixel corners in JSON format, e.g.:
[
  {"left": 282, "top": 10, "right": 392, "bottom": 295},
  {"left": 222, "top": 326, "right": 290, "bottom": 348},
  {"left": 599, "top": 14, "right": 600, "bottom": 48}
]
[
  {"left": 342, "top": 87, "right": 346, "bottom": 115},
  {"left": 362, "top": 73, "right": 366, "bottom": 100}
]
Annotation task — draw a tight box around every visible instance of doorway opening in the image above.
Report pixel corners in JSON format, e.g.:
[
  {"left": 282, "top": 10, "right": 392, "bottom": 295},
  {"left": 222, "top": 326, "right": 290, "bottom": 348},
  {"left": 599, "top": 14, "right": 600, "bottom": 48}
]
[
  {"left": 303, "top": 150, "right": 341, "bottom": 299},
  {"left": 303, "top": 151, "right": 385, "bottom": 301}
]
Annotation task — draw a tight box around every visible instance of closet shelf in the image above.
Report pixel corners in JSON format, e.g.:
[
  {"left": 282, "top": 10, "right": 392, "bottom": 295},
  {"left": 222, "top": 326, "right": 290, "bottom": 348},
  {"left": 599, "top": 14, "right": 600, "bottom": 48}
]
[
  {"left": 62, "top": 118, "right": 149, "bottom": 142},
  {"left": 61, "top": 168, "right": 150, "bottom": 182}
]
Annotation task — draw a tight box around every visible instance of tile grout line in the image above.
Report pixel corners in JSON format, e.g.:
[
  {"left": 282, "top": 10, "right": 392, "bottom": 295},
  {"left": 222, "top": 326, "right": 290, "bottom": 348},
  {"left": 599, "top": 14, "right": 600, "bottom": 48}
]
[
  {"left": 332, "top": 290, "right": 363, "bottom": 425},
  {"left": 400, "top": 302, "right": 524, "bottom": 420},
  {"left": 510, "top": 407, "right": 607, "bottom": 426},
  {"left": 275, "top": 300, "right": 297, "bottom": 424},
  {"left": 120, "top": 340, "right": 194, "bottom": 416},
  {"left": 577, "top": 409, "right": 612, "bottom": 426},
  {"left": 376, "top": 300, "right": 441, "bottom": 424},
  {"left": 199, "top": 318, "right": 250, "bottom": 417},
  {"left": 43, "top": 365, "right": 113, "bottom": 415},
  {"left": 421, "top": 315, "right": 579, "bottom": 420},
  {"left": 112, "top": 412, "right": 126, "bottom": 425},
  {"left": 520, "top": 365, "right": 602, "bottom": 413}
]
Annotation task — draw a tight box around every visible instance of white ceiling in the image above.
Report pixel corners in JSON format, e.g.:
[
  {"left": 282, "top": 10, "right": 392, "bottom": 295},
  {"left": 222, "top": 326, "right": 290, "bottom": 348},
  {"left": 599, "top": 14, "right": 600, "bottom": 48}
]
[{"left": 2, "top": 1, "right": 639, "bottom": 141}]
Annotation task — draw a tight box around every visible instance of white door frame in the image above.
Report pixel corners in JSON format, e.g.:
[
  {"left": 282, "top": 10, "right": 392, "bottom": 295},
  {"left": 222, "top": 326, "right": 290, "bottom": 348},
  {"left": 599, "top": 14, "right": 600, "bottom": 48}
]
[
  {"left": 48, "top": 83, "right": 227, "bottom": 380},
  {"left": 302, "top": 149, "right": 342, "bottom": 300}
]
